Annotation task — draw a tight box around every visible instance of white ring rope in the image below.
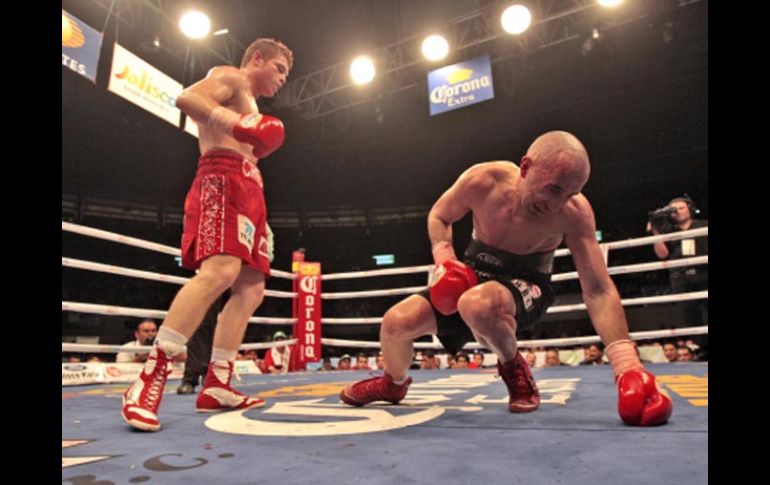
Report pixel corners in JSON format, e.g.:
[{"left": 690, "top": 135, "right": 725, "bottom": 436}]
[
  {"left": 62, "top": 222, "right": 707, "bottom": 353},
  {"left": 62, "top": 221, "right": 295, "bottom": 280},
  {"left": 320, "top": 326, "right": 709, "bottom": 350},
  {"left": 66, "top": 327, "right": 709, "bottom": 354},
  {"left": 63, "top": 257, "right": 189, "bottom": 285},
  {"left": 62, "top": 301, "right": 295, "bottom": 324},
  {"left": 321, "top": 286, "right": 429, "bottom": 299},
  {"left": 62, "top": 289, "right": 707, "bottom": 328},
  {"left": 552, "top": 255, "right": 708, "bottom": 282},
  {"left": 553, "top": 227, "right": 708, "bottom": 256},
  {"left": 318, "top": 256, "right": 708, "bottom": 298},
  {"left": 61, "top": 338, "right": 298, "bottom": 354},
  {"left": 545, "top": 290, "right": 707, "bottom": 313},
  {"left": 61, "top": 257, "right": 297, "bottom": 298},
  {"left": 317, "top": 291, "right": 707, "bottom": 324},
  {"left": 317, "top": 227, "right": 707, "bottom": 275},
  {"left": 61, "top": 253, "right": 706, "bottom": 300},
  {"left": 63, "top": 221, "right": 706, "bottom": 302},
  {"left": 63, "top": 221, "right": 180, "bottom": 255},
  {"left": 321, "top": 265, "right": 433, "bottom": 280}
]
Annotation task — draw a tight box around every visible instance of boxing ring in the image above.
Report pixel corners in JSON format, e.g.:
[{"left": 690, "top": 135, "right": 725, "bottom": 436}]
[{"left": 62, "top": 222, "right": 708, "bottom": 484}]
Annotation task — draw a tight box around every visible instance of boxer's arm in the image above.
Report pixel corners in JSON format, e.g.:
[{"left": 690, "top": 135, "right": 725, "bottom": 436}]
[
  {"left": 565, "top": 198, "right": 673, "bottom": 426},
  {"left": 564, "top": 196, "right": 631, "bottom": 347},
  {"left": 428, "top": 164, "right": 493, "bottom": 264},
  {"left": 175, "top": 66, "right": 246, "bottom": 124}
]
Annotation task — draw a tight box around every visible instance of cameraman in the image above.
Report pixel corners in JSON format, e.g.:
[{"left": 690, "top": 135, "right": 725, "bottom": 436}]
[
  {"left": 646, "top": 196, "right": 708, "bottom": 356},
  {"left": 646, "top": 196, "right": 708, "bottom": 287}
]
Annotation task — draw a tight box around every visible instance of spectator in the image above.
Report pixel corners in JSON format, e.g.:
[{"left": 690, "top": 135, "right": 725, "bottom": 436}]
[
  {"left": 468, "top": 352, "right": 485, "bottom": 369},
  {"left": 319, "top": 357, "right": 335, "bottom": 371},
  {"left": 676, "top": 345, "right": 695, "bottom": 362},
  {"left": 662, "top": 341, "right": 678, "bottom": 363},
  {"left": 524, "top": 350, "right": 537, "bottom": 368},
  {"left": 337, "top": 354, "right": 352, "bottom": 370},
  {"left": 579, "top": 343, "right": 606, "bottom": 366},
  {"left": 354, "top": 352, "right": 373, "bottom": 370},
  {"left": 263, "top": 331, "right": 295, "bottom": 374},
  {"left": 544, "top": 349, "right": 563, "bottom": 367},
  {"left": 420, "top": 351, "right": 440, "bottom": 370},
  {"left": 454, "top": 353, "right": 469, "bottom": 369},
  {"left": 116, "top": 320, "right": 158, "bottom": 363}
]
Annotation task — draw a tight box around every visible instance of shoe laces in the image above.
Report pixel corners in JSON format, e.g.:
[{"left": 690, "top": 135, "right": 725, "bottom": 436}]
[{"left": 142, "top": 358, "right": 170, "bottom": 410}]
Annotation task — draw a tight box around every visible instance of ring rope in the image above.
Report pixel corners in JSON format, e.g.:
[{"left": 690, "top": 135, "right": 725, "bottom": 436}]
[
  {"left": 553, "top": 227, "right": 708, "bottom": 256},
  {"left": 62, "top": 221, "right": 295, "bottom": 280},
  {"left": 63, "top": 221, "right": 705, "bottom": 281},
  {"left": 62, "top": 338, "right": 299, "bottom": 354},
  {"left": 62, "top": 290, "right": 706, "bottom": 326},
  {"left": 62, "top": 254, "right": 706, "bottom": 300},
  {"left": 61, "top": 301, "right": 295, "bottom": 324},
  {"left": 320, "top": 326, "right": 709, "bottom": 350}
]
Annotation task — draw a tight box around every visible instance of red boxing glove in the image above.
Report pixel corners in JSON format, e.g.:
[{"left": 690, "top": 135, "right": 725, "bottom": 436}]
[
  {"left": 209, "top": 107, "right": 285, "bottom": 159},
  {"left": 429, "top": 260, "right": 478, "bottom": 316},
  {"left": 617, "top": 368, "right": 673, "bottom": 426},
  {"left": 232, "top": 113, "right": 285, "bottom": 158}
]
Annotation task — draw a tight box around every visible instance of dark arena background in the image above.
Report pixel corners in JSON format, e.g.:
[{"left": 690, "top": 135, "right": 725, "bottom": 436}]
[{"left": 62, "top": 1, "right": 707, "bottom": 483}]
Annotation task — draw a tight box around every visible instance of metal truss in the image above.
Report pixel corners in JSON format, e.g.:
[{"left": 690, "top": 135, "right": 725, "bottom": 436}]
[
  {"left": 273, "top": 0, "right": 701, "bottom": 119},
  {"left": 88, "top": 0, "right": 245, "bottom": 81},
  {"left": 82, "top": 0, "right": 702, "bottom": 113}
]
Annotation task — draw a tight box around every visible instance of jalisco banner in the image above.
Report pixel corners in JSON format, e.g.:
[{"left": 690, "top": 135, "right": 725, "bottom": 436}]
[
  {"left": 62, "top": 9, "right": 103, "bottom": 83},
  {"left": 293, "top": 262, "right": 322, "bottom": 367},
  {"left": 108, "top": 43, "right": 183, "bottom": 126},
  {"left": 427, "top": 55, "right": 495, "bottom": 115}
]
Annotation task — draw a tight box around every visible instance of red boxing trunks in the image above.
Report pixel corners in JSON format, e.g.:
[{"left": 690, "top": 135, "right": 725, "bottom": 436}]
[{"left": 181, "top": 150, "right": 270, "bottom": 277}]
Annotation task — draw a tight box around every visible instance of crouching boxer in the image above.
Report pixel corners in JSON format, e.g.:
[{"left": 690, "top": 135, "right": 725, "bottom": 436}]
[{"left": 340, "top": 131, "right": 672, "bottom": 426}]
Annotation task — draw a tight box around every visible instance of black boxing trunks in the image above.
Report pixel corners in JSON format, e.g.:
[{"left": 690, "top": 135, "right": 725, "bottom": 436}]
[{"left": 419, "top": 238, "right": 556, "bottom": 355}]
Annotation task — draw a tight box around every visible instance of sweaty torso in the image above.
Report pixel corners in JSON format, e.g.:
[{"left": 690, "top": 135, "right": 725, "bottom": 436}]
[
  {"left": 470, "top": 162, "right": 570, "bottom": 254},
  {"left": 197, "top": 69, "right": 260, "bottom": 162}
]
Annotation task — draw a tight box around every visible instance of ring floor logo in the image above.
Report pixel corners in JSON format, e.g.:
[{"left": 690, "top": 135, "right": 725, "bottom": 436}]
[{"left": 205, "top": 374, "right": 581, "bottom": 437}]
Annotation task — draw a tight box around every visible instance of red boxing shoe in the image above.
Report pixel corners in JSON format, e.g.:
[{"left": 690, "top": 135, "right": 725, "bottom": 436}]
[
  {"left": 498, "top": 352, "right": 540, "bottom": 413},
  {"left": 196, "top": 360, "right": 265, "bottom": 413},
  {"left": 339, "top": 373, "right": 412, "bottom": 407}
]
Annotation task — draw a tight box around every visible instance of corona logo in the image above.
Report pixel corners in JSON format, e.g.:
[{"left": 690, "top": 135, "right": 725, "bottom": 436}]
[
  {"left": 430, "top": 76, "right": 492, "bottom": 104},
  {"left": 300, "top": 275, "right": 318, "bottom": 294},
  {"left": 447, "top": 68, "right": 473, "bottom": 84}
]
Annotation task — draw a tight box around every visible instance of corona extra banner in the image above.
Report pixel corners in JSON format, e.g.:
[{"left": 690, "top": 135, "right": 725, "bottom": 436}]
[
  {"left": 293, "top": 261, "right": 322, "bottom": 368},
  {"left": 427, "top": 55, "right": 494, "bottom": 115}
]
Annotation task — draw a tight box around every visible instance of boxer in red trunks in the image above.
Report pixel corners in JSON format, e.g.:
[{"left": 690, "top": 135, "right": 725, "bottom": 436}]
[
  {"left": 340, "top": 131, "right": 673, "bottom": 426},
  {"left": 122, "top": 38, "right": 293, "bottom": 432}
]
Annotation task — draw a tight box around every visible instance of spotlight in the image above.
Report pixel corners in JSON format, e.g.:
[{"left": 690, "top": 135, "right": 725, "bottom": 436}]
[
  {"left": 350, "top": 56, "right": 376, "bottom": 85},
  {"left": 501, "top": 4, "right": 532, "bottom": 35},
  {"left": 179, "top": 11, "right": 211, "bottom": 39}
]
